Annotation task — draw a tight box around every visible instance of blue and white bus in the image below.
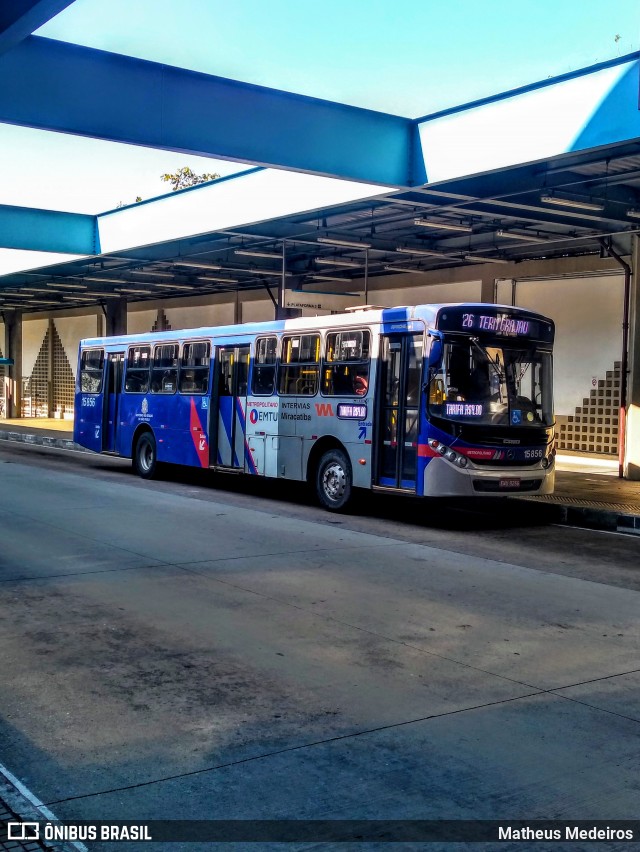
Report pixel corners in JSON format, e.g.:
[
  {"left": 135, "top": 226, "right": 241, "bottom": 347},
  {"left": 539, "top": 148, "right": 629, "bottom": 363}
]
[{"left": 74, "top": 303, "right": 555, "bottom": 510}]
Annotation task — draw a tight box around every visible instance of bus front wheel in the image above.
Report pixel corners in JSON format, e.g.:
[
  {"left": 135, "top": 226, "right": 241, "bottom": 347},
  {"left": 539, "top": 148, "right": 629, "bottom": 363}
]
[
  {"left": 133, "top": 431, "right": 157, "bottom": 479},
  {"left": 316, "top": 449, "right": 352, "bottom": 512}
]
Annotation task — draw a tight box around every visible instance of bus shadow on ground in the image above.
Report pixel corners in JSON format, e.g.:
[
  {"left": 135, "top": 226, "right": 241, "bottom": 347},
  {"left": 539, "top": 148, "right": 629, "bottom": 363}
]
[{"left": 133, "top": 462, "right": 563, "bottom": 533}]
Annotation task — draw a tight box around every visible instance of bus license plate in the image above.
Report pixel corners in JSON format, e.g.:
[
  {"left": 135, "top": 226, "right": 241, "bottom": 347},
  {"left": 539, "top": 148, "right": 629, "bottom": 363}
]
[{"left": 499, "top": 478, "right": 521, "bottom": 489}]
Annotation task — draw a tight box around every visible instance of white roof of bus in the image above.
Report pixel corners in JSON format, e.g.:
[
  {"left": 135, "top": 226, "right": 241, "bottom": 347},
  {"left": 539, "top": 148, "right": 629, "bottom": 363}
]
[{"left": 81, "top": 303, "right": 540, "bottom": 347}]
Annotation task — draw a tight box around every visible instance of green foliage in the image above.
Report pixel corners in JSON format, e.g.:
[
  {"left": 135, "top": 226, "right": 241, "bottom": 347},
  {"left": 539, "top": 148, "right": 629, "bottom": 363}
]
[{"left": 161, "top": 166, "right": 221, "bottom": 191}]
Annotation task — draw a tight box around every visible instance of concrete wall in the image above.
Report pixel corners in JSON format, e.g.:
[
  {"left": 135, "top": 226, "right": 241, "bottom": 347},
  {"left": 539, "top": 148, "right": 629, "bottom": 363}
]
[
  {"left": 370, "top": 276, "right": 482, "bottom": 306},
  {"left": 509, "top": 273, "right": 624, "bottom": 416},
  {"left": 54, "top": 314, "right": 100, "bottom": 378},
  {"left": 21, "top": 318, "right": 48, "bottom": 379}
]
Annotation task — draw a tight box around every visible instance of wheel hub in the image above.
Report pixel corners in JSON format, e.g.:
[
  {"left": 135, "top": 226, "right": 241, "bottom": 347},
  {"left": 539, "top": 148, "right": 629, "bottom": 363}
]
[{"left": 323, "top": 462, "right": 345, "bottom": 501}]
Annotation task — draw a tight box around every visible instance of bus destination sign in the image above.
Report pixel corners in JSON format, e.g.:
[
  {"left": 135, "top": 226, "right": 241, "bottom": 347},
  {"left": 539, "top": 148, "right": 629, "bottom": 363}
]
[
  {"left": 337, "top": 403, "right": 367, "bottom": 420},
  {"left": 437, "top": 308, "right": 553, "bottom": 342}
]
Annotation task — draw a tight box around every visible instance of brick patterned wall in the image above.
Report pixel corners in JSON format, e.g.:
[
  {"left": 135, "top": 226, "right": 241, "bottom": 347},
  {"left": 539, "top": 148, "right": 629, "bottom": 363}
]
[
  {"left": 556, "top": 361, "right": 620, "bottom": 455},
  {"left": 21, "top": 324, "right": 75, "bottom": 418}
]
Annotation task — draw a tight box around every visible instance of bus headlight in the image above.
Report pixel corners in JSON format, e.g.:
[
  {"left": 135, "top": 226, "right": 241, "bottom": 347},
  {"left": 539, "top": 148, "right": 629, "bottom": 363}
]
[{"left": 428, "top": 438, "right": 468, "bottom": 468}]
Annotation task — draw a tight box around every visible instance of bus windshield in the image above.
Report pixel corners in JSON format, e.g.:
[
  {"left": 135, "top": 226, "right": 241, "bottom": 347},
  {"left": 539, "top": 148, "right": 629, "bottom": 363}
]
[{"left": 428, "top": 336, "right": 553, "bottom": 427}]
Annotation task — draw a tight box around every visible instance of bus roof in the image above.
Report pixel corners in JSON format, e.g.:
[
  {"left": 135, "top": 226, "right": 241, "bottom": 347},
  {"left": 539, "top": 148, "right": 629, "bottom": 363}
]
[{"left": 80, "top": 303, "right": 553, "bottom": 348}]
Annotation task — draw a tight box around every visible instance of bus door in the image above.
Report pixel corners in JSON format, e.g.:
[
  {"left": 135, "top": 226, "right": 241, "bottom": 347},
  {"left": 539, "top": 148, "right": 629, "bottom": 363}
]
[
  {"left": 375, "top": 333, "right": 424, "bottom": 490},
  {"left": 102, "top": 352, "right": 124, "bottom": 453},
  {"left": 213, "top": 345, "right": 250, "bottom": 469}
]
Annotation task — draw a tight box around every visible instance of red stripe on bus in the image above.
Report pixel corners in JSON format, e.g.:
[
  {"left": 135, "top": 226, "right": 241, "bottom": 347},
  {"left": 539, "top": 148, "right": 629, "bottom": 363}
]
[{"left": 418, "top": 444, "right": 438, "bottom": 458}]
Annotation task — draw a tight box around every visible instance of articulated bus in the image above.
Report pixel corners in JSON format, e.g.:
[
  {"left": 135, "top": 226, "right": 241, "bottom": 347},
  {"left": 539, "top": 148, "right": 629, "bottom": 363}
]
[{"left": 74, "top": 303, "right": 555, "bottom": 511}]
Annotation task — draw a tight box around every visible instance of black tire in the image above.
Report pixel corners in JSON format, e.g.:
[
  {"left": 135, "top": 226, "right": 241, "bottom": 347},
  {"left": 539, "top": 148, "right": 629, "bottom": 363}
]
[
  {"left": 316, "top": 449, "right": 352, "bottom": 512},
  {"left": 133, "top": 431, "right": 158, "bottom": 479}
]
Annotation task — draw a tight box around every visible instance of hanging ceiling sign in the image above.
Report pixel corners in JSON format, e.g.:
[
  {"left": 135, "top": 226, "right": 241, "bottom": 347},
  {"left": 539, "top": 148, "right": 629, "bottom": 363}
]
[{"left": 284, "top": 290, "right": 364, "bottom": 313}]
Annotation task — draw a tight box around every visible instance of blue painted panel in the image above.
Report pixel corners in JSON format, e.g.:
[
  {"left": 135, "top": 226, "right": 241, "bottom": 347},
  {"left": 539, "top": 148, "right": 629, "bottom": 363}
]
[
  {"left": 116, "top": 391, "right": 209, "bottom": 467},
  {"left": 0, "top": 1, "right": 75, "bottom": 56},
  {"left": 0, "top": 204, "right": 98, "bottom": 253},
  {"left": 73, "top": 388, "right": 103, "bottom": 452},
  {"left": 0, "top": 36, "right": 413, "bottom": 187}
]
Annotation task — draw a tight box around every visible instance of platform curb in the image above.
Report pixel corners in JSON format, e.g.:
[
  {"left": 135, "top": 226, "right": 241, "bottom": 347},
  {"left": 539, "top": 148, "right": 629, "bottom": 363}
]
[
  {"left": 0, "top": 771, "right": 85, "bottom": 852},
  {"left": 0, "top": 431, "right": 88, "bottom": 454}
]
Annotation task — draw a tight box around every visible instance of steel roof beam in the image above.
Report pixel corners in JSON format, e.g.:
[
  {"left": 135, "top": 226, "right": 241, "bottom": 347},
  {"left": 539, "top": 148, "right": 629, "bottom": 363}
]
[
  {"left": 0, "top": 1, "right": 75, "bottom": 56},
  {"left": 0, "top": 35, "right": 417, "bottom": 187},
  {"left": 0, "top": 203, "right": 98, "bottom": 253}
]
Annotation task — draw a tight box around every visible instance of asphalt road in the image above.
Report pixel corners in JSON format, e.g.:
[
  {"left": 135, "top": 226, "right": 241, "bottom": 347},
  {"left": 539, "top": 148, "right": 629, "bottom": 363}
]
[{"left": 0, "top": 442, "right": 639, "bottom": 850}]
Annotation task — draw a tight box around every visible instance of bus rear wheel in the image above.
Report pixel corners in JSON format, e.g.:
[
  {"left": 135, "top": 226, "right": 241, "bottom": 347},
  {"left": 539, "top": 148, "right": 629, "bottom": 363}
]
[
  {"left": 133, "top": 431, "right": 157, "bottom": 479},
  {"left": 316, "top": 449, "right": 352, "bottom": 512}
]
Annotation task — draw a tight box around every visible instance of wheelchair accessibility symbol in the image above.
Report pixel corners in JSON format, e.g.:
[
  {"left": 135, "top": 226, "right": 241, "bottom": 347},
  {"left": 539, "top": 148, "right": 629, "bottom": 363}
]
[{"left": 511, "top": 409, "right": 522, "bottom": 425}]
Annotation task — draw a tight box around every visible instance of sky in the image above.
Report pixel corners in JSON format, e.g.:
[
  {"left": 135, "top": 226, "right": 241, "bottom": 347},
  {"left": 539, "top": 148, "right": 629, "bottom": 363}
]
[{"left": 0, "top": 0, "right": 639, "bottom": 272}]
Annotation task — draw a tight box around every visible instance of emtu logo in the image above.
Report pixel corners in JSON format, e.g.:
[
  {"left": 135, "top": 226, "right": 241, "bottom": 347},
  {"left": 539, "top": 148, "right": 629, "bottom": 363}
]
[
  {"left": 315, "top": 403, "right": 334, "bottom": 417},
  {"left": 249, "top": 409, "right": 258, "bottom": 424}
]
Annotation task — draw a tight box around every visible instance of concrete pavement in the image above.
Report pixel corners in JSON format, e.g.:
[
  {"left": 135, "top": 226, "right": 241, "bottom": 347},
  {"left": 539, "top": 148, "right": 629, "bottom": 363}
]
[{"left": 0, "top": 448, "right": 638, "bottom": 849}]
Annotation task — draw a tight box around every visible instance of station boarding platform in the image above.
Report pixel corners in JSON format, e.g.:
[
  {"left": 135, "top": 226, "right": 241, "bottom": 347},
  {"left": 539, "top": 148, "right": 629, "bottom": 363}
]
[{"left": 0, "top": 418, "right": 639, "bottom": 535}]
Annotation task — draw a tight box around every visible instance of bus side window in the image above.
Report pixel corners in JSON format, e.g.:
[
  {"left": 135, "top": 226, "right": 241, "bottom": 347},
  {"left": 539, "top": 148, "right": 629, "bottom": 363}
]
[
  {"left": 252, "top": 336, "right": 277, "bottom": 395},
  {"left": 179, "top": 341, "right": 210, "bottom": 394},
  {"left": 80, "top": 348, "right": 104, "bottom": 393},
  {"left": 322, "top": 329, "right": 370, "bottom": 396},
  {"left": 151, "top": 344, "right": 178, "bottom": 394},
  {"left": 125, "top": 345, "right": 151, "bottom": 393},
  {"left": 278, "top": 334, "right": 320, "bottom": 396}
]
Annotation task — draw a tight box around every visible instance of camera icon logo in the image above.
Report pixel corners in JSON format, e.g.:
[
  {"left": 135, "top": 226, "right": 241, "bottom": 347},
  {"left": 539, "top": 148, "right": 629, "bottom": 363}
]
[{"left": 7, "top": 822, "right": 40, "bottom": 840}]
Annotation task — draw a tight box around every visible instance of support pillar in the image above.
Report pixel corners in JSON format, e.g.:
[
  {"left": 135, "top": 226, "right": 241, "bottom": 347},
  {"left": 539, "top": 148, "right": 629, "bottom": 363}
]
[
  {"left": 4, "top": 311, "right": 22, "bottom": 418},
  {"left": 105, "top": 298, "right": 127, "bottom": 337},
  {"left": 624, "top": 236, "right": 640, "bottom": 479},
  {"left": 480, "top": 276, "right": 496, "bottom": 304}
]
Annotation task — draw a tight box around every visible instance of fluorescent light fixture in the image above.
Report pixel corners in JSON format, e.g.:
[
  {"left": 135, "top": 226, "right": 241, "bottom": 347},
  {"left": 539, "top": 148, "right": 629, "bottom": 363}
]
[
  {"left": 2, "top": 292, "right": 33, "bottom": 298},
  {"left": 414, "top": 219, "right": 473, "bottom": 232},
  {"left": 540, "top": 194, "right": 604, "bottom": 212},
  {"left": 315, "top": 257, "right": 361, "bottom": 268},
  {"left": 384, "top": 266, "right": 430, "bottom": 274},
  {"left": 627, "top": 209, "right": 640, "bottom": 219},
  {"left": 317, "top": 237, "right": 372, "bottom": 249},
  {"left": 130, "top": 269, "right": 176, "bottom": 277},
  {"left": 496, "top": 229, "right": 548, "bottom": 243},
  {"left": 464, "top": 255, "right": 510, "bottom": 265},
  {"left": 151, "top": 283, "right": 197, "bottom": 291},
  {"left": 196, "top": 276, "right": 238, "bottom": 283},
  {"left": 396, "top": 246, "right": 450, "bottom": 257},
  {"left": 62, "top": 295, "right": 97, "bottom": 302},
  {"left": 173, "top": 261, "right": 223, "bottom": 270},
  {"left": 310, "top": 274, "right": 352, "bottom": 283},
  {"left": 46, "top": 282, "right": 87, "bottom": 290},
  {"left": 116, "top": 287, "right": 153, "bottom": 295},
  {"left": 83, "top": 276, "right": 127, "bottom": 284},
  {"left": 83, "top": 291, "right": 123, "bottom": 299},
  {"left": 234, "top": 248, "right": 282, "bottom": 259},
  {"left": 232, "top": 267, "right": 292, "bottom": 277}
]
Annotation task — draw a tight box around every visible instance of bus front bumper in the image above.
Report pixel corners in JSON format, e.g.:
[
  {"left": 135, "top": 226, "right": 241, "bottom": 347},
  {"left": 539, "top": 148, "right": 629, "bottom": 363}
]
[{"left": 423, "top": 457, "right": 555, "bottom": 497}]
